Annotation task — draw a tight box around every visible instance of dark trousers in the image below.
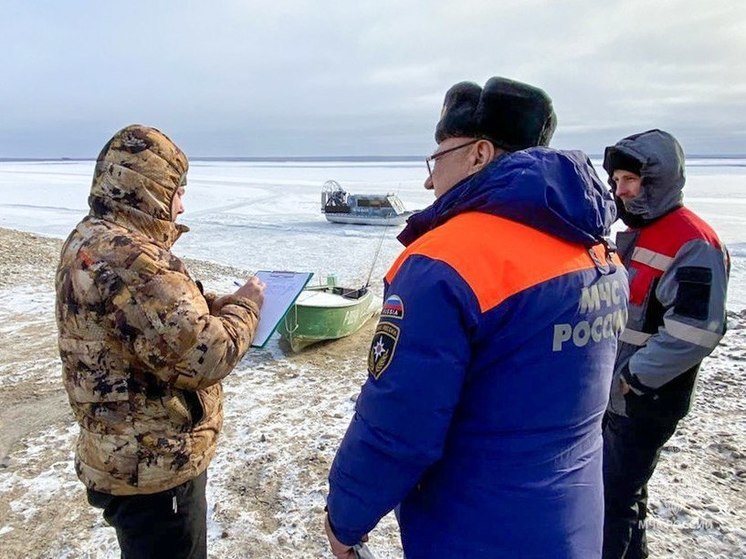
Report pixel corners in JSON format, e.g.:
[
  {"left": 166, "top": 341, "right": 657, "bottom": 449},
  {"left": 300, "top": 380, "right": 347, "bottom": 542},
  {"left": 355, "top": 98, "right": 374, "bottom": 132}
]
[
  {"left": 602, "top": 412, "right": 679, "bottom": 559},
  {"left": 87, "top": 471, "right": 208, "bottom": 559}
]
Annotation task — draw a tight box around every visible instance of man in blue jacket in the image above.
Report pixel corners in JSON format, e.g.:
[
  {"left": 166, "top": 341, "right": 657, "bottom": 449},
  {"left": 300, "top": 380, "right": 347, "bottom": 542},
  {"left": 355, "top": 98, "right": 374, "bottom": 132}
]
[{"left": 325, "top": 77, "right": 629, "bottom": 558}]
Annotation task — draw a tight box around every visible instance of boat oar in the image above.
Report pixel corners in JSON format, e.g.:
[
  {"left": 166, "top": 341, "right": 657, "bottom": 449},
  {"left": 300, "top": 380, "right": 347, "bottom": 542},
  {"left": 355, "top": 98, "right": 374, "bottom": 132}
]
[{"left": 364, "top": 223, "right": 389, "bottom": 289}]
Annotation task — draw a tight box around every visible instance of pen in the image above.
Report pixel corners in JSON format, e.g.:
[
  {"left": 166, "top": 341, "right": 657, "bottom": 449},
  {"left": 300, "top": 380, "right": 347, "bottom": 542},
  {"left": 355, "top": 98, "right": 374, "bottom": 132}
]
[{"left": 234, "top": 272, "right": 256, "bottom": 288}]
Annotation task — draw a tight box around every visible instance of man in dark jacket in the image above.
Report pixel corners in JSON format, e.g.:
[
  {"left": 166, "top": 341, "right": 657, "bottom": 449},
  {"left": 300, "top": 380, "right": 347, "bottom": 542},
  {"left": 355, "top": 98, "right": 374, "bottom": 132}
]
[
  {"left": 601, "top": 129, "right": 729, "bottom": 559},
  {"left": 324, "top": 77, "right": 629, "bottom": 558}
]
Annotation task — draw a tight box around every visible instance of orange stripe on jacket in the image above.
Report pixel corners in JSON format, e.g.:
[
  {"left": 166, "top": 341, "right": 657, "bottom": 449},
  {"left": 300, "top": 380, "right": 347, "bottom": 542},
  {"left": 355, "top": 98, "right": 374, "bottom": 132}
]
[{"left": 386, "top": 212, "right": 621, "bottom": 313}]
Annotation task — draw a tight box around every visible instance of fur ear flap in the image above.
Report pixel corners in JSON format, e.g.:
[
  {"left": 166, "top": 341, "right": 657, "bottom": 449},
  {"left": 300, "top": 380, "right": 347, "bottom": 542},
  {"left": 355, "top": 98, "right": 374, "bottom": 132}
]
[{"left": 435, "top": 82, "right": 483, "bottom": 143}]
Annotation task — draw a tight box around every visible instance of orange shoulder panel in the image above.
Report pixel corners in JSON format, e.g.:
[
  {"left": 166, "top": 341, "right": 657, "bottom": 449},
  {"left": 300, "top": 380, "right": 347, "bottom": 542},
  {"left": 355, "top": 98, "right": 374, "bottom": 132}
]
[{"left": 386, "top": 212, "right": 620, "bottom": 313}]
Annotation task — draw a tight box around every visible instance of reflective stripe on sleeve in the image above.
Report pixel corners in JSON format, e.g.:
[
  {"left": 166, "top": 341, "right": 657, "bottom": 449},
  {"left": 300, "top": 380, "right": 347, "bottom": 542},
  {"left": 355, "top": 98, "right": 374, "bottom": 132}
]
[
  {"left": 619, "top": 328, "right": 652, "bottom": 346},
  {"left": 631, "top": 247, "right": 674, "bottom": 271},
  {"left": 663, "top": 317, "right": 723, "bottom": 348}
]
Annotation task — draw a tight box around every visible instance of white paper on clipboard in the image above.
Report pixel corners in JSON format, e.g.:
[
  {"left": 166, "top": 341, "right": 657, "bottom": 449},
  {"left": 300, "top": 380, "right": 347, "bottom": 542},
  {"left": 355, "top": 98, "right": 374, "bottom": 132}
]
[{"left": 250, "top": 270, "right": 313, "bottom": 347}]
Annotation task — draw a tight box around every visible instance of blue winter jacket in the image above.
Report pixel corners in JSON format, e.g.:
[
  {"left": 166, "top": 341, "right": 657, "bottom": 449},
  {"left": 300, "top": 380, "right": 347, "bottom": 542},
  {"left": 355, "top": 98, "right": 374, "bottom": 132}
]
[{"left": 327, "top": 148, "right": 629, "bottom": 558}]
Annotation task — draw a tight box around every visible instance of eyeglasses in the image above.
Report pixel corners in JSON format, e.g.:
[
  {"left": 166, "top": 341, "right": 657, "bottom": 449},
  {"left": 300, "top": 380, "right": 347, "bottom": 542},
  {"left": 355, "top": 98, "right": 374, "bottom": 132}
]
[{"left": 425, "top": 139, "right": 480, "bottom": 182}]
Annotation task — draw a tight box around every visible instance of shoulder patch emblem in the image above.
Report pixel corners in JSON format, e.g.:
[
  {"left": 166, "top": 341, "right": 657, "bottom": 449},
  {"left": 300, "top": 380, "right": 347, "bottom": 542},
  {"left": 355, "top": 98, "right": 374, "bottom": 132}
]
[
  {"left": 381, "top": 294, "right": 404, "bottom": 319},
  {"left": 367, "top": 322, "right": 400, "bottom": 379}
]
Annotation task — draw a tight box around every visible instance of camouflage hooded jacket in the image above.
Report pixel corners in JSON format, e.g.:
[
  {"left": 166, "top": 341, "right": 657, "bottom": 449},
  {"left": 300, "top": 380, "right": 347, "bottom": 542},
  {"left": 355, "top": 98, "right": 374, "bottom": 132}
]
[{"left": 56, "top": 125, "right": 260, "bottom": 495}]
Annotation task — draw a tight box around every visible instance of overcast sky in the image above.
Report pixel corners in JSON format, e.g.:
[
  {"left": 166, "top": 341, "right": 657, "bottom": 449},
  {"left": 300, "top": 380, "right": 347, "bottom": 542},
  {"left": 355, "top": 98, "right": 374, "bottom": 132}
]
[{"left": 1, "top": 0, "right": 745, "bottom": 158}]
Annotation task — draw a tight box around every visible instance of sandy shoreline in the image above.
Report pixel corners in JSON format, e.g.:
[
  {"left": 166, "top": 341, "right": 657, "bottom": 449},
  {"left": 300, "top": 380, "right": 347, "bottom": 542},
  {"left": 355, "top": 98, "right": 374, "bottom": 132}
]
[{"left": 0, "top": 226, "right": 744, "bottom": 558}]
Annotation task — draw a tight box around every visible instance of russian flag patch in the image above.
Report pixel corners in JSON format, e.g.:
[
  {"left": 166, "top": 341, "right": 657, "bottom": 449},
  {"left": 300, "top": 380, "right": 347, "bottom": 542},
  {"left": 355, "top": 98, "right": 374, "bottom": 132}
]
[{"left": 381, "top": 294, "right": 404, "bottom": 319}]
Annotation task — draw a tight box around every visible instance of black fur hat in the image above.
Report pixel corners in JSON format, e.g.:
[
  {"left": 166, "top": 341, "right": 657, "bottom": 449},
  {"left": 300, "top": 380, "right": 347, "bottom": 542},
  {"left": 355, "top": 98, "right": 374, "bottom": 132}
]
[{"left": 434, "top": 77, "right": 557, "bottom": 151}]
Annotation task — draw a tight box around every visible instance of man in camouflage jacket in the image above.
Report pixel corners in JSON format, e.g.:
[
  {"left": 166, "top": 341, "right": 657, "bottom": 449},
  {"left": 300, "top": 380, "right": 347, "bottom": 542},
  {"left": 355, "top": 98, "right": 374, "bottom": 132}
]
[{"left": 56, "top": 125, "right": 264, "bottom": 558}]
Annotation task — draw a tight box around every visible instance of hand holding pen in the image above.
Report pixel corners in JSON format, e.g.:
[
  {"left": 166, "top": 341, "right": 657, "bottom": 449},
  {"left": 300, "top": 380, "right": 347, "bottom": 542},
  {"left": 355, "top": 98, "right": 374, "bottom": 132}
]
[
  {"left": 212, "top": 274, "right": 266, "bottom": 314},
  {"left": 233, "top": 274, "right": 265, "bottom": 308}
]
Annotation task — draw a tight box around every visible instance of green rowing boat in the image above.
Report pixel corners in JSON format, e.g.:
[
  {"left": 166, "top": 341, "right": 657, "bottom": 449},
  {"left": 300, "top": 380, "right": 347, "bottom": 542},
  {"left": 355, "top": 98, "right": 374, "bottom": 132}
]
[{"left": 278, "top": 284, "right": 379, "bottom": 352}]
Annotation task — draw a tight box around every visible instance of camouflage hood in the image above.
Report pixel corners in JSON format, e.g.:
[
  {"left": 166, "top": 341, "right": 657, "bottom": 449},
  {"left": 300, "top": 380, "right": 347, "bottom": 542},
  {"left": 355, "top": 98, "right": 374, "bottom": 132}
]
[
  {"left": 89, "top": 125, "right": 189, "bottom": 249},
  {"left": 603, "top": 129, "right": 685, "bottom": 225}
]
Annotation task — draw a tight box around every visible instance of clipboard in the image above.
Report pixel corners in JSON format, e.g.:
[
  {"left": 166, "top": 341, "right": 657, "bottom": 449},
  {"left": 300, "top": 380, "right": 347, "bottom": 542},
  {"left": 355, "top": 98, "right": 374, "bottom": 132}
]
[{"left": 250, "top": 270, "right": 313, "bottom": 347}]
